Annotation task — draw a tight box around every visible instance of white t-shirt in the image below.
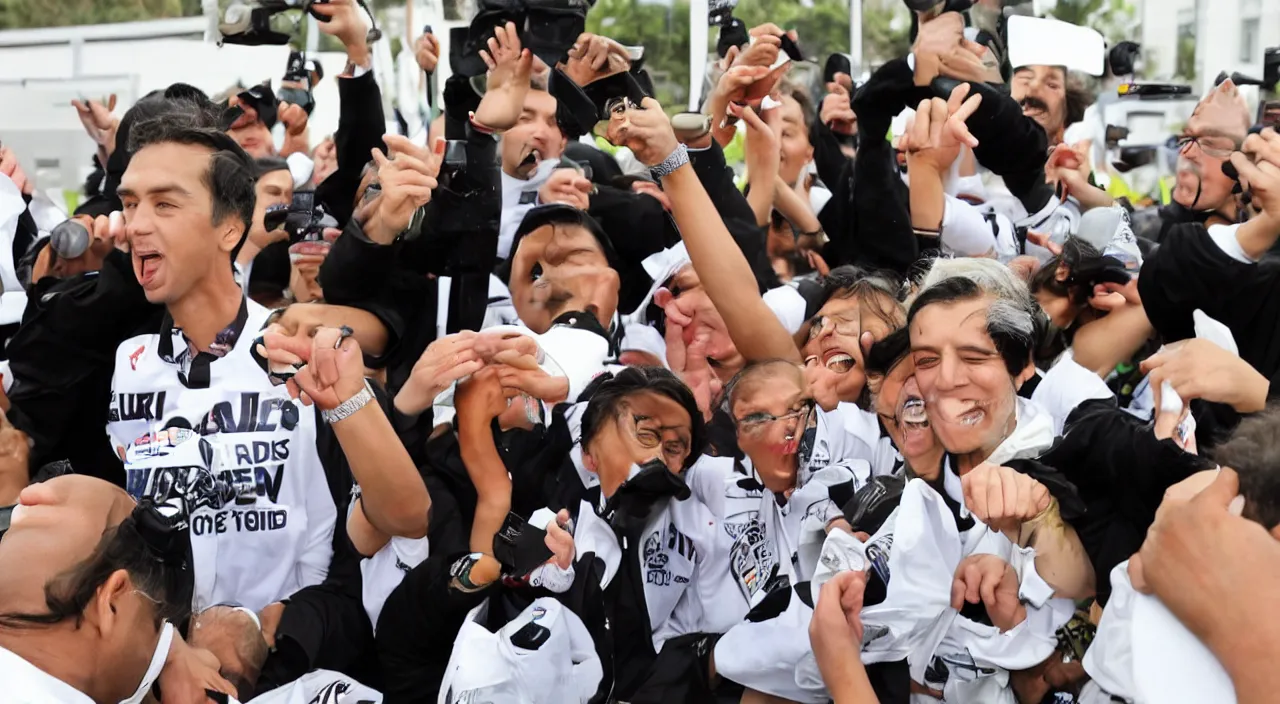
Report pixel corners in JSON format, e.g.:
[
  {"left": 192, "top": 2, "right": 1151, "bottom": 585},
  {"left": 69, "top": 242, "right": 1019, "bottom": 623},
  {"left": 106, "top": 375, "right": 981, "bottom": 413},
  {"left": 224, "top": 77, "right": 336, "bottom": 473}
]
[{"left": 0, "top": 645, "right": 95, "bottom": 704}]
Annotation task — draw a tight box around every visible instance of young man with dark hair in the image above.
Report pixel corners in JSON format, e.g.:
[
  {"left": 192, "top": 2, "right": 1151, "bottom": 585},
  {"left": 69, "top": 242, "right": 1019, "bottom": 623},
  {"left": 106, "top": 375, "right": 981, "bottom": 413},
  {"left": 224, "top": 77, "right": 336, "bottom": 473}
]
[{"left": 7, "top": 99, "right": 432, "bottom": 692}]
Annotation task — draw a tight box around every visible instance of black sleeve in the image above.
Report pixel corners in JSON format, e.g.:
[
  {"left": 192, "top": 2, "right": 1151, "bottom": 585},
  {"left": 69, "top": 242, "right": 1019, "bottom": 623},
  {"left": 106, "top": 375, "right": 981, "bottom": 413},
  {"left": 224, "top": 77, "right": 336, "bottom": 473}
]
[
  {"left": 6, "top": 250, "right": 156, "bottom": 483},
  {"left": 1039, "top": 398, "right": 1216, "bottom": 604},
  {"left": 688, "top": 142, "right": 779, "bottom": 291},
  {"left": 819, "top": 58, "right": 916, "bottom": 275},
  {"left": 375, "top": 553, "right": 495, "bottom": 704},
  {"left": 315, "top": 72, "right": 388, "bottom": 228},
  {"left": 1139, "top": 221, "right": 1280, "bottom": 349},
  {"left": 810, "top": 118, "right": 851, "bottom": 199}
]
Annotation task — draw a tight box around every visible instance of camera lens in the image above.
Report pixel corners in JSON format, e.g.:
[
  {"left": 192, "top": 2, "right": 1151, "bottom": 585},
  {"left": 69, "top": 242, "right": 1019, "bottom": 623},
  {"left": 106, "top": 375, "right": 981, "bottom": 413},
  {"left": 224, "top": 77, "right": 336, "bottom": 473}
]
[{"left": 50, "top": 219, "right": 90, "bottom": 260}]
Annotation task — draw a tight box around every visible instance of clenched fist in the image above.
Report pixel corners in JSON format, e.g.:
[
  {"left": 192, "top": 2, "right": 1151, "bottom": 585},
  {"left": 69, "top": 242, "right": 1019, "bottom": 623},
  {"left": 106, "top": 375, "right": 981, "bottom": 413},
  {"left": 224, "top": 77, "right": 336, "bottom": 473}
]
[{"left": 961, "top": 462, "right": 1052, "bottom": 537}]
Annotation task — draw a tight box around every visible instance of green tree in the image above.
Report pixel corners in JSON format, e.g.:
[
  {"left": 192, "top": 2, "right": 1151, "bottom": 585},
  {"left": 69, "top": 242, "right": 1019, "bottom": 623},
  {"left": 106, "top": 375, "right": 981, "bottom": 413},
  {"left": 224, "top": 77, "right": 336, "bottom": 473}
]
[
  {"left": 1047, "top": 0, "right": 1135, "bottom": 44},
  {"left": 0, "top": 0, "right": 190, "bottom": 29}
]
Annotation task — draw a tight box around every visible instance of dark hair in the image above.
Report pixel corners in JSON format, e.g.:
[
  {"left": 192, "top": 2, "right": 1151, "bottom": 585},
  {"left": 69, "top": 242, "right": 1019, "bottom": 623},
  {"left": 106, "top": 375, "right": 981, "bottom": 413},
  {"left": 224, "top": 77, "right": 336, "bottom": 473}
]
[
  {"left": 1028, "top": 237, "right": 1104, "bottom": 306},
  {"left": 907, "top": 277, "right": 1038, "bottom": 377},
  {"left": 129, "top": 106, "right": 257, "bottom": 261},
  {"left": 819, "top": 265, "right": 906, "bottom": 331},
  {"left": 722, "top": 359, "right": 803, "bottom": 419},
  {"left": 777, "top": 79, "right": 815, "bottom": 136},
  {"left": 1212, "top": 407, "right": 1280, "bottom": 530},
  {"left": 255, "top": 156, "right": 290, "bottom": 178},
  {"left": 1065, "top": 74, "right": 1093, "bottom": 129},
  {"left": 0, "top": 517, "right": 189, "bottom": 630},
  {"left": 580, "top": 366, "right": 706, "bottom": 470},
  {"left": 864, "top": 326, "right": 911, "bottom": 378}
]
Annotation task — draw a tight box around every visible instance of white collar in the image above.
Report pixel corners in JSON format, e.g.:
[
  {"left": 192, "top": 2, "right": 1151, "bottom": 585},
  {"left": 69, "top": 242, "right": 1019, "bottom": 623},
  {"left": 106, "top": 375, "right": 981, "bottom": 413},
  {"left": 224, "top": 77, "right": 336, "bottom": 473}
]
[
  {"left": 986, "top": 397, "right": 1057, "bottom": 466},
  {"left": 0, "top": 645, "right": 95, "bottom": 703}
]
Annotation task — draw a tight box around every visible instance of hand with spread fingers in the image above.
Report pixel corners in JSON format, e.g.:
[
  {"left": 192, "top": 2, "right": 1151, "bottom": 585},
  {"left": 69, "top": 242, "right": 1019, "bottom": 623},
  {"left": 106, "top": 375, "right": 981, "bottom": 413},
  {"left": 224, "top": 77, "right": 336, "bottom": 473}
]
[
  {"left": 951, "top": 554, "right": 1027, "bottom": 632},
  {"left": 1140, "top": 338, "right": 1268, "bottom": 414},
  {"left": 474, "top": 22, "right": 534, "bottom": 132},
  {"left": 961, "top": 462, "right": 1053, "bottom": 538},
  {"left": 901, "top": 83, "right": 982, "bottom": 174}
]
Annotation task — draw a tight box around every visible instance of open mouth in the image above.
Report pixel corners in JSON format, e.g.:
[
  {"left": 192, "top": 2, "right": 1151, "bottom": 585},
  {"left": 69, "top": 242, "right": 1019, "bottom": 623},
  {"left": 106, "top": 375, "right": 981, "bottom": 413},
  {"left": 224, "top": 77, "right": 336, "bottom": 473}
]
[
  {"left": 520, "top": 148, "right": 543, "bottom": 168},
  {"left": 900, "top": 397, "right": 929, "bottom": 429},
  {"left": 938, "top": 398, "right": 986, "bottom": 427},
  {"left": 136, "top": 252, "right": 163, "bottom": 287},
  {"left": 823, "top": 348, "right": 855, "bottom": 374}
]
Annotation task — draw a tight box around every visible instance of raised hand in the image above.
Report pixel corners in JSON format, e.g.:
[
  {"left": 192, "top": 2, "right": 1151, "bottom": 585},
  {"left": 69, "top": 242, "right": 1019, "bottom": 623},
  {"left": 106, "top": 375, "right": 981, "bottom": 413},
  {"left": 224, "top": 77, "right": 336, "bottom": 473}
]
[
  {"left": 366, "top": 134, "right": 444, "bottom": 243},
  {"left": 263, "top": 325, "right": 366, "bottom": 411},
  {"left": 951, "top": 554, "right": 1026, "bottom": 632},
  {"left": 820, "top": 73, "right": 856, "bottom": 136},
  {"left": 71, "top": 95, "right": 119, "bottom": 158},
  {"left": 960, "top": 462, "right": 1052, "bottom": 537},
  {"left": 415, "top": 31, "right": 441, "bottom": 74},
  {"left": 901, "top": 83, "right": 982, "bottom": 174},
  {"left": 740, "top": 104, "right": 781, "bottom": 183},
  {"left": 609, "top": 97, "right": 680, "bottom": 168},
  {"left": 545, "top": 509, "right": 576, "bottom": 569},
  {"left": 563, "top": 32, "right": 631, "bottom": 87},
  {"left": 456, "top": 366, "right": 517, "bottom": 426},
  {"left": 809, "top": 569, "right": 869, "bottom": 664},
  {"left": 0, "top": 147, "right": 32, "bottom": 196},
  {"left": 312, "top": 0, "right": 371, "bottom": 64},
  {"left": 475, "top": 22, "right": 534, "bottom": 132}
]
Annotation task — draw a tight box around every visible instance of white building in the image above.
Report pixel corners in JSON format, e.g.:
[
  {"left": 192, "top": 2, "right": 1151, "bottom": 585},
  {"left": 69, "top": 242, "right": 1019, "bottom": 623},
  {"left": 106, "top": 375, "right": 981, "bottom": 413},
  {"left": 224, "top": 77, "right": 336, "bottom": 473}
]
[{"left": 1139, "top": 0, "right": 1280, "bottom": 95}]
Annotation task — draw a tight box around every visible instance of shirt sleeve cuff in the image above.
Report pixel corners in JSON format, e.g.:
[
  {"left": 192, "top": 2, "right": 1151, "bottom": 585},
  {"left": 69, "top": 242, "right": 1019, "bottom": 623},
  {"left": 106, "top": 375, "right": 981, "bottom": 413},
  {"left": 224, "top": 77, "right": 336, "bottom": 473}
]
[
  {"left": 1009, "top": 544, "right": 1056, "bottom": 609},
  {"left": 1208, "top": 223, "right": 1258, "bottom": 264}
]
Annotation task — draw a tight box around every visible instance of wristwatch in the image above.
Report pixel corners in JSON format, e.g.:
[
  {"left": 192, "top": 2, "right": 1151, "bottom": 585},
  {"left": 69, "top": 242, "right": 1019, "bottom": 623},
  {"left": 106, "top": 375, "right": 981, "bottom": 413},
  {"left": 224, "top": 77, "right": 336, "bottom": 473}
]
[
  {"left": 650, "top": 143, "right": 690, "bottom": 180},
  {"left": 322, "top": 380, "right": 375, "bottom": 424}
]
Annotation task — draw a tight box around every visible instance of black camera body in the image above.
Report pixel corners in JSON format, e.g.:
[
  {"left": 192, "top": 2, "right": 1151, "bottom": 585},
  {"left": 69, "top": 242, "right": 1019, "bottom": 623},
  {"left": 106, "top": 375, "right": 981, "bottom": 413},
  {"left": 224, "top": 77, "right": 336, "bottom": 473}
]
[
  {"left": 460, "top": 0, "right": 592, "bottom": 79},
  {"left": 264, "top": 191, "right": 329, "bottom": 243},
  {"left": 277, "top": 50, "right": 316, "bottom": 115},
  {"left": 219, "top": 0, "right": 382, "bottom": 47}
]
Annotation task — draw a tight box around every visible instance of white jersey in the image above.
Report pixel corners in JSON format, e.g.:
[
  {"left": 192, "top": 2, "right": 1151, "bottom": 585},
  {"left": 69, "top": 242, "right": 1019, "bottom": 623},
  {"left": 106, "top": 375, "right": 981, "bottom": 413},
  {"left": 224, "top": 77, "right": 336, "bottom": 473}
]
[
  {"left": 107, "top": 298, "right": 336, "bottom": 613},
  {"left": 0, "top": 645, "right": 95, "bottom": 704}
]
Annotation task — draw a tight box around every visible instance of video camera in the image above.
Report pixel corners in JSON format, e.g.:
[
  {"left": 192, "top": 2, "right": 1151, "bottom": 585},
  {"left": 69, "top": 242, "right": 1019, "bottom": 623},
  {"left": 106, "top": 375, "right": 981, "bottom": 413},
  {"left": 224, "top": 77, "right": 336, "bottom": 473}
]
[
  {"left": 217, "top": 0, "right": 383, "bottom": 47},
  {"left": 263, "top": 191, "right": 334, "bottom": 243},
  {"left": 1220, "top": 48, "right": 1280, "bottom": 129},
  {"left": 452, "top": 0, "right": 593, "bottom": 80}
]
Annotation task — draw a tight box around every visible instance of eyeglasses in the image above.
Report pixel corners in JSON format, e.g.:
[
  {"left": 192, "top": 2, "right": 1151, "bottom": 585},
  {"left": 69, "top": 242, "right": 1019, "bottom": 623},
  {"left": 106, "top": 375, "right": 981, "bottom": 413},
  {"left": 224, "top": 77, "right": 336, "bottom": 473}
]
[
  {"left": 736, "top": 399, "right": 815, "bottom": 437},
  {"left": 807, "top": 311, "right": 860, "bottom": 343},
  {"left": 1176, "top": 134, "right": 1239, "bottom": 159}
]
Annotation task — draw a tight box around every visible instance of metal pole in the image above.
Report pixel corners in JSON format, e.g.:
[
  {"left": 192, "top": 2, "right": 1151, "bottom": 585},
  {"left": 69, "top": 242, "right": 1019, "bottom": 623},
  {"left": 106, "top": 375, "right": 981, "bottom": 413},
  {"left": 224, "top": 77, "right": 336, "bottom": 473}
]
[
  {"left": 690, "top": 0, "right": 708, "bottom": 111},
  {"left": 850, "top": 0, "right": 863, "bottom": 74},
  {"left": 306, "top": 15, "right": 320, "bottom": 54}
]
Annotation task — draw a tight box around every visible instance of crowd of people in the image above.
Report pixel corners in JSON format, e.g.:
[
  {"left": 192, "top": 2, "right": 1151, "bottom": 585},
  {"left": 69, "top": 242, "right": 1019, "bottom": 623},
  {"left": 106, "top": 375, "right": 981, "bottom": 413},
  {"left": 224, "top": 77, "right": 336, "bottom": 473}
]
[{"left": 2, "top": 0, "right": 1280, "bottom": 702}]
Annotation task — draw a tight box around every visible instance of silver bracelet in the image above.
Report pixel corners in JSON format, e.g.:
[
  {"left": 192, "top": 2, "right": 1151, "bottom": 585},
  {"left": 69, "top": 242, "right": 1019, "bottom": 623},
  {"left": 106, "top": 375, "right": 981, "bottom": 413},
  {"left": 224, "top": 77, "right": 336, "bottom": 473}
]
[
  {"left": 650, "top": 143, "right": 690, "bottom": 180},
  {"left": 322, "top": 380, "right": 375, "bottom": 425}
]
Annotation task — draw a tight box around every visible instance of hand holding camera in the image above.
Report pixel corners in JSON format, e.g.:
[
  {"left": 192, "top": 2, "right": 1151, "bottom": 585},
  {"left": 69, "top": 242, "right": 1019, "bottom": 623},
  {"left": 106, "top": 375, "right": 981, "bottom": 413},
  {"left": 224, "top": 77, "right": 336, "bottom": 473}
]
[
  {"left": 911, "top": 11, "right": 991, "bottom": 86},
  {"left": 473, "top": 22, "right": 534, "bottom": 132},
  {"left": 563, "top": 32, "right": 631, "bottom": 87},
  {"left": 365, "top": 134, "right": 445, "bottom": 244},
  {"left": 608, "top": 98, "right": 680, "bottom": 168},
  {"left": 1233, "top": 128, "right": 1280, "bottom": 223}
]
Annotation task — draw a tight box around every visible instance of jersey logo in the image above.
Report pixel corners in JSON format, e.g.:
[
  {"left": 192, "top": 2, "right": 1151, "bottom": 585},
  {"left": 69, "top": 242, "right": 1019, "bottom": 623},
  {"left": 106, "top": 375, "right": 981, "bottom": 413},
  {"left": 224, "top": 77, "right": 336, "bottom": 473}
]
[{"left": 129, "top": 345, "right": 145, "bottom": 371}]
